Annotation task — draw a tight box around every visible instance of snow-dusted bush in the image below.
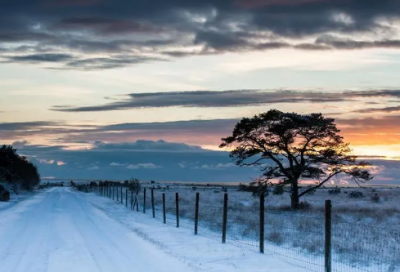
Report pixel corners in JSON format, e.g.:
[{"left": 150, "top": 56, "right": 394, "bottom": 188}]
[
  {"left": 328, "top": 187, "right": 341, "bottom": 195},
  {"left": 0, "top": 184, "right": 10, "bottom": 202},
  {"left": 349, "top": 191, "right": 365, "bottom": 198}
]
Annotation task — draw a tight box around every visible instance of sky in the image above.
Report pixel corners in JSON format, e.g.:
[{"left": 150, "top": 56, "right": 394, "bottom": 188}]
[{"left": 1, "top": 0, "right": 400, "bottom": 183}]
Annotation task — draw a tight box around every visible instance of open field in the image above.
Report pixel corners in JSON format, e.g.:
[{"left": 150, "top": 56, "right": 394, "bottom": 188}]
[{"left": 141, "top": 184, "right": 400, "bottom": 272}]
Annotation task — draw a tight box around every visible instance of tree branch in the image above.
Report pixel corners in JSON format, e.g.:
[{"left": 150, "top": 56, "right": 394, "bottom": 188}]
[{"left": 298, "top": 171, "right": 341, "bottom": 198}]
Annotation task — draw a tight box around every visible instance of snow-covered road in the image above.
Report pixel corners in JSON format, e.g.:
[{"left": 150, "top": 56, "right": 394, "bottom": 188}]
[{"left": 0, "top": 187, "right": 196, "bottom": 272}]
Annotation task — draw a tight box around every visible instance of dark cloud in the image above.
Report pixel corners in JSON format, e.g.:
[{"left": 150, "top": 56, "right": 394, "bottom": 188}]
[
  {"left": 3, "top": 53, "right": 74, "bottom": 63},
  {"left": 0, "top": 121, "right": 62, "bottom": 131},
  {"left": 55, "top": 17, "right": 163, "bottom": 35},
  {"left": 352, "top": 106, "right": 400, "bottom": 114},
  {"left": 52, "top": 90, "right": 347, "bottom": 112},
  {"left": 51, "top": 89, "right": 400, "bottom": 112},
  {"left": 1, "top": 0, "right": 400, "bottom": 69},
  {"left": 64, "top": 55, "right": 166, "bottom": 70}
]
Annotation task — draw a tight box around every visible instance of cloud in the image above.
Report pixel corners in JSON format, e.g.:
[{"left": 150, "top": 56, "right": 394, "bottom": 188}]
[
  {"left": 52, "top": 89, "right": 400, "bottom": 112},
  {"left": 0, "top": 121, "right": 62, "bottom": 131},
  {"left": 110, "top": 162, "right": 124, "bottom": 166},
  {"left": 52, "top": 89, "right": 347, "bottom": 112},
  {"left": 126, "top": 163, "right": 161, "bottom": 169},
  {"left": 39, "top": 159, "right": 55, "bottom": 164},
  {"left": 3, "top": 54, "right": 74, "bottom": 63},
  {"left": 64, "top": 55, "right": 165, "bottom": 70},
  {"left": 1, "top": 0, "right": 400, "bottom": 69},
  {"left": 92, "top": 140, "right": 206, "bottom": 153},
  {"left": 352, "top": 106, "right": 400, "bottom": 114}
]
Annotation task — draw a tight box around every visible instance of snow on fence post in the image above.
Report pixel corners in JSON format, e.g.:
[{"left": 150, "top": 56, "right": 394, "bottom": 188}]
[
  {"left": 126, "top": 188, "right": 128, "bottom": 208},
  {"left": 222, "top": 193, "right": 228, "bottom": 244},
  {"left": 151, "top": 188, "right": 155, "bottom": 218},
  {"left": 325, "top": 200, "right": 332, "bottom": 272},
  {"left": 175, "top": 192, "right": 179, "bottom": 228},
  {"left": 259, "top": 192, "right": 265, "bottom": 254},
  {"left": 194, "top": 192, "right": 200, "bottom": 235},
  {"left": 143, "top": 188, "right": 147, "bottom": 214},
  {"left": 162, "top": 193, "right": 166, "bottom": 224}
]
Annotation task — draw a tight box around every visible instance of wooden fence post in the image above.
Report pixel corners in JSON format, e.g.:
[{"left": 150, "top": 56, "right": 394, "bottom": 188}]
[
  {"left": 175, "top": 192, "right": 179, "bottom": 228},
  {"left": 151, "top": 189, "right": 155, "bottom": 218},
  {"left": 162, "top": 193, "right": 166, "bottom": 224},
  {"left": 131, "top": 190, "right": 134, "bottom": 209},
  {"left": 194, "top": 192, "right": 200, "bottom": 235},
  {"left": 120, "top": 186, "right": 123, "bottom": 204},
  {"left": 325, "top": 200, "right": 332, "bottom": 272},
  {"left": 136, "top": 190, "right": 139, "bottom": 212},
  {"left": 126, "top": 189, "right": 128, "bottom": 208},
  {"left": 222, "top": 193, "right": 228, "bottom": 244},
  {"left": 117, "top": 185, "right": 119, "bottom": 202},
  {"left": 113, "top": 184, "right": 115, "bottom": 200},
  {"left": 259, "top": 192, "right": 265, "bottom": 253},
  {"left": 143, "top": 188, "right": 147, "bottom": 213}
]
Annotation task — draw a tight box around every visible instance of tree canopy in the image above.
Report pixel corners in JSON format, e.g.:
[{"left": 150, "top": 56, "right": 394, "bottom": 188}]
[
  {"left": 220, "top": 109, "right": 373, "bottom": 209},
  {"left": 0, "top": 144, "right": 40, "bottom": 190}
]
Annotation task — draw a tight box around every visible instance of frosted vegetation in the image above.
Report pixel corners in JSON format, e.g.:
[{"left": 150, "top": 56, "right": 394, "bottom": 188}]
[{"left": 136, "top": 184, "right": 400, "bottom": 272}]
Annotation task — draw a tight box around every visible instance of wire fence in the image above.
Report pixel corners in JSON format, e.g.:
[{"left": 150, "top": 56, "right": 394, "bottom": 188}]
[{"left": 84, "top": 183, "right": 400, "bottom": 272}]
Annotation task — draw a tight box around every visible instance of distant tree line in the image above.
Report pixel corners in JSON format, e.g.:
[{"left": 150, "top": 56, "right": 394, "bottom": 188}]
[{"left": 0, "top": 144, "right": 40, "bottom": 191}]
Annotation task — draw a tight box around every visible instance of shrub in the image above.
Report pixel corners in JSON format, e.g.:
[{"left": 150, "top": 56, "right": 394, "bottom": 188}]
[
  {"left": 328, "top": 187, "right": 341, "bottom": 195},
  {"left": 371, "top": 193, "right": 380, "bottom": 203},
  {"left": 128, "top": 178, "right": 141, "bottom": 192},
  {"left": 0, "top": 184, "right": 10, "bottom": 202},
  {"left": 349, "top": 191, "right": 365, "bottom": 198},
  {"left": 238, "top": 183, "right": 267, "bottom": 197},
  {"left": 306, "top": 188, "right": 316, "bottom": 195},
  {"left": 298, "top": 201, "right": 312, "bottom": 210},
  {"left": 273, "top": 185, "right": 284, "bottom": 195}
]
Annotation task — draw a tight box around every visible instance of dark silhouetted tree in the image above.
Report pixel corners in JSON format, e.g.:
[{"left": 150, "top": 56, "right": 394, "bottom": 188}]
[
  {"left": 220, "top": 110, "right": 373, "bottom": 209},
  {"left": 0, "top": 144, "right": 40, "bottom": 190}
]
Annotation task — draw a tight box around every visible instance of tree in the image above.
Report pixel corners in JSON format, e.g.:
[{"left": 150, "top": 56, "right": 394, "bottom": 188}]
[
  {"left": 0, "top": 144, "right": 40, "bottom": 190},
  {"left": 220, "top": 110, "right": 373, "bottom": 209}
]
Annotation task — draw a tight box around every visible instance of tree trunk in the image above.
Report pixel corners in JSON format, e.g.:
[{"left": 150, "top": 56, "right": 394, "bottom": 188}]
[{"left": 291, "top": 180, "right": 300, "bottom": 210}]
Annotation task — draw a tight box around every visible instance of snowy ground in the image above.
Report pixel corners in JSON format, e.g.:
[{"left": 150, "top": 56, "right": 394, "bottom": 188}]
[{"left": 0, "top": 187, "right": 310, "bottom": 272}]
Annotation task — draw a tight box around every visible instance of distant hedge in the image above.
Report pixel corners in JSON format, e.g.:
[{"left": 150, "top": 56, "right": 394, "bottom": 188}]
[{"left": 0, "top": 144, "right": 40, "bottom": 190}]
